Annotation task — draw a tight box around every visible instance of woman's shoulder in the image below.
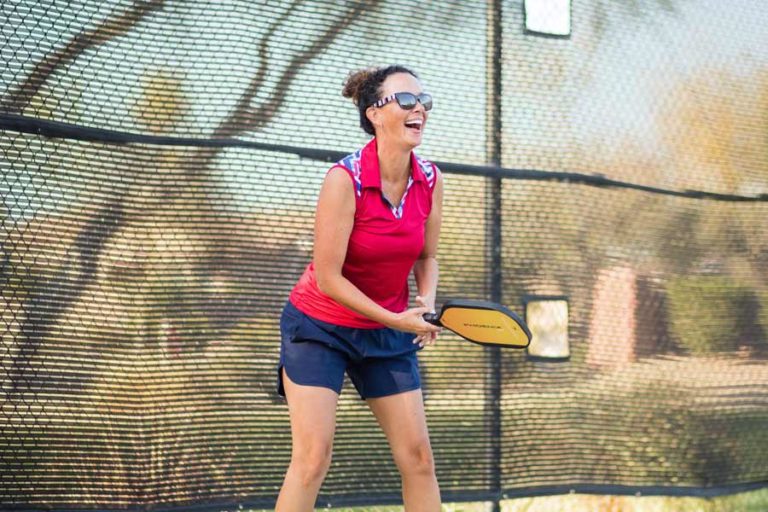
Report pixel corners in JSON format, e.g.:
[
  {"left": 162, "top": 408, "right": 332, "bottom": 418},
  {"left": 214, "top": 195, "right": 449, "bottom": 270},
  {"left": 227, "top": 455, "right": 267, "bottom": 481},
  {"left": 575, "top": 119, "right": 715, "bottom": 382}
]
[
  {"left": 323, "top": 163, "right": 360, "bottom": 199},
  {"left": 329, "top": 145, "right": 366, "bottom": 197},
  {"left": 335, "top": 146, "right": 365, "bottom": 173},
  {"left": 413, "top": 152, "right": 441, "bottom": 189}
]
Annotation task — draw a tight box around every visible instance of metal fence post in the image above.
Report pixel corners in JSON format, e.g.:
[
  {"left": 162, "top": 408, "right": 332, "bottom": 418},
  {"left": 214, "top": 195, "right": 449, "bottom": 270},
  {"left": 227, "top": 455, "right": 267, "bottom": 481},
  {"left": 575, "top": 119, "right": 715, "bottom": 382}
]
[{"left": 486, "top": 0, "right": 504, "bottom": 510}]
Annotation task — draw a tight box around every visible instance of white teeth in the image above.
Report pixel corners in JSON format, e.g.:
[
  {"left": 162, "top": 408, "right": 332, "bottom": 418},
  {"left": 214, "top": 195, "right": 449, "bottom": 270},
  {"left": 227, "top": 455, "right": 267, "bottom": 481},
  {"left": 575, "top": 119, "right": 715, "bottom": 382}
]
[{"left": 406, "top": 119, "right": 423, "bottom": 127}]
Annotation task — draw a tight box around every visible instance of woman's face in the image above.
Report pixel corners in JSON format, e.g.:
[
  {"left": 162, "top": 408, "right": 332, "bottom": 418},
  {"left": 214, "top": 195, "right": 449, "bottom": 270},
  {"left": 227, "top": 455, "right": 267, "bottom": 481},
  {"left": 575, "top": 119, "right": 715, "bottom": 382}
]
[{"left": 367, "top": 72, "right": 429, "bottom": 149}]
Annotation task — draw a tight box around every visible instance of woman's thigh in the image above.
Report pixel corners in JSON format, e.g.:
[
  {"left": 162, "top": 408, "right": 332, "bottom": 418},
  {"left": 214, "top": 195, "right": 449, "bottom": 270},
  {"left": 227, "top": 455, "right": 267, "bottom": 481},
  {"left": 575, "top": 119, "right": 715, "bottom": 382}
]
[
  {"left": 283, "top": 368, "right": 339, "bottom": 456},
  {"left": 366, "top": 389, "right": 434, "bottom": 469}
]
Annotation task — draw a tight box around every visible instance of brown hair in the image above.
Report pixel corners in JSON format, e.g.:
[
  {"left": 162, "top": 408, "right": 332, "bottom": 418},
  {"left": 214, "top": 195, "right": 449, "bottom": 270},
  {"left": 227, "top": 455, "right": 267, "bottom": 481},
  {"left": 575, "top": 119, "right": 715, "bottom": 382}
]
[{"left": 342, "top": 65, "right": 419, "bottom": 135}]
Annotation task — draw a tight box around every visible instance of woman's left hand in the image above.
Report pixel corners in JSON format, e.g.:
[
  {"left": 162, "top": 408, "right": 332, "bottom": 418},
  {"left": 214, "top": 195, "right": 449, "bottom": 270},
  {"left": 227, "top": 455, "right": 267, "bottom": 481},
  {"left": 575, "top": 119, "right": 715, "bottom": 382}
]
[{"left": 412, "top": 295, "right": 440, "bottom": 348}]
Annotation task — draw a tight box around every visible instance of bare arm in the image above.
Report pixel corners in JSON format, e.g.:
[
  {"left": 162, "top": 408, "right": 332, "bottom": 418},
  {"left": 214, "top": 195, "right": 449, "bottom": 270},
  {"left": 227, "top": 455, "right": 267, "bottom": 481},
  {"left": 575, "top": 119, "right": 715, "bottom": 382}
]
[
  {"left": 412, "top": 168, "right": 444, "bottom": 346},
  {"left": 413, "top": 167, "right": 444, "bottom": 312},
  {"left": 313, "top": 167, "right": 439, "bottom": 335}
]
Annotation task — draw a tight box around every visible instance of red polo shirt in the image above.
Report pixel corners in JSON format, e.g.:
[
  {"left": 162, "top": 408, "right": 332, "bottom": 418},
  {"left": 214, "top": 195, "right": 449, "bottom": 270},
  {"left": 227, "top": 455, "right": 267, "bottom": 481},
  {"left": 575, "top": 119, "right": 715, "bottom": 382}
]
[{"left": 289, "top": 137, "right": 439, "bottom": 328}]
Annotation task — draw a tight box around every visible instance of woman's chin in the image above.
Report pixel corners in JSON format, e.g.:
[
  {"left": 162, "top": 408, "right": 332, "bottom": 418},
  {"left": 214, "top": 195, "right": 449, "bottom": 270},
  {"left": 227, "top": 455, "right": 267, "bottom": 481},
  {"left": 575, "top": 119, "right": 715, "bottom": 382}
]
[{"left": 404, "top": 131, "right": 423, "bottom": 147}]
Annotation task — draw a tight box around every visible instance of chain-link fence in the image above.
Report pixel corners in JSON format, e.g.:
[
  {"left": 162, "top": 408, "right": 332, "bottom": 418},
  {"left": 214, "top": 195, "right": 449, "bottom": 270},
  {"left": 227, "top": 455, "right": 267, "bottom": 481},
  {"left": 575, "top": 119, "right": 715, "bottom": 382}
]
[{"left": 2, "top": 0, "right": 767, "bottom": 509}]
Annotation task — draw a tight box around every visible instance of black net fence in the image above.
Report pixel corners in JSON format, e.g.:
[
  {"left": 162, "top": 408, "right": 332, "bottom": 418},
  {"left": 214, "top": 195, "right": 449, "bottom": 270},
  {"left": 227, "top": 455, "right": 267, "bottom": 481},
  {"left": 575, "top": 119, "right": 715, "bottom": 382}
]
[{"left": 2, "top": 0, "right": 767, "bottom": 510}]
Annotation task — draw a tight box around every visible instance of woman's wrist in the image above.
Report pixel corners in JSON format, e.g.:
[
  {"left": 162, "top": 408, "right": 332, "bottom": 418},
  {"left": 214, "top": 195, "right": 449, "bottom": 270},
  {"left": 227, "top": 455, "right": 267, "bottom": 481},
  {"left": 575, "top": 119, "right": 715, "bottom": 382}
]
[
  {"left": 416, "top": 292, "right": 436, "bottom": 312},
  {"left": 385, "top": 311, "right": 405, "bottom": 331}
]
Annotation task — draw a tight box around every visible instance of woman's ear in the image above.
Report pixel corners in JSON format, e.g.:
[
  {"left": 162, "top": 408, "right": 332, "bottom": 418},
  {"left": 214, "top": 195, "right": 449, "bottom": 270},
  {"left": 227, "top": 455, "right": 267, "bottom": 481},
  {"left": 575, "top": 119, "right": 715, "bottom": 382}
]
[{"left": 366, "top": 106, "right": 379, "bottom": 131}]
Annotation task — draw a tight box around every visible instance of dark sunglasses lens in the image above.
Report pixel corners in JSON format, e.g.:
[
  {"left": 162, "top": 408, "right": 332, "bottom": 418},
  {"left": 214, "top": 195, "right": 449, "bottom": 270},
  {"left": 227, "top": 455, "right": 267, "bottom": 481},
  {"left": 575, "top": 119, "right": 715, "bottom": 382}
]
[
  {"left": 395, "top": 92, "right": 417, "bottom": 110},
  {"left": 419, "top": 93, "right": 433, "bottom": 111}
]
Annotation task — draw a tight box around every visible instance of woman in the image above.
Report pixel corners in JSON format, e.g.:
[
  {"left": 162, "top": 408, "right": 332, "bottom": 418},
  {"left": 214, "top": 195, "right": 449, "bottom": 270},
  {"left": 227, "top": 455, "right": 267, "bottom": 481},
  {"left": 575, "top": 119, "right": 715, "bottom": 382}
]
[{"left": 275, "top": 64, "right": 444, "bottom": 511}]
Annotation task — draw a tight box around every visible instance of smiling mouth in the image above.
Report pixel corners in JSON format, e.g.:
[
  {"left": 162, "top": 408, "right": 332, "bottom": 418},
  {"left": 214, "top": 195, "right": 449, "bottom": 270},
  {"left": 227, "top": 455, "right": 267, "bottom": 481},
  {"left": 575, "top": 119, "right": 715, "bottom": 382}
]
[{"left": 404, "top": 120, "right": 424, "bottom": 133}]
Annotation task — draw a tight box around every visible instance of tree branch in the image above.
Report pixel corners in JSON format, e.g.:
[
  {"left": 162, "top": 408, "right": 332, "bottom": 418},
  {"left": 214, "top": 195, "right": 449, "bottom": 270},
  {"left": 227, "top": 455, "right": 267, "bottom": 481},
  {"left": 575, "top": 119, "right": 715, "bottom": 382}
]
[{"left": 1, "top": 0, "right": 166, "bottom": 114}]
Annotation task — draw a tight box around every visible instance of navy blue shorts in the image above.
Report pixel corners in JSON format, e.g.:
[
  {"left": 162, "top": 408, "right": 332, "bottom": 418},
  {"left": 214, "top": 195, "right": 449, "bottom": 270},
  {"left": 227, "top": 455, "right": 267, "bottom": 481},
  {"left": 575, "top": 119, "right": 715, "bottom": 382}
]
[{"left": 277, "top": 300, "right": 422, "bottom": 400}]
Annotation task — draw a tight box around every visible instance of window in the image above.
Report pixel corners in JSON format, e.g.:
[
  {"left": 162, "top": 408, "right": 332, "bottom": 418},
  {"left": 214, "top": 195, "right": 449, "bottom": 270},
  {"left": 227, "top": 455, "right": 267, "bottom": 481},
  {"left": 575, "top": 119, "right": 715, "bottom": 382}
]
[
  {"left": 524, "top": 296, "right": 570, "bottom": 360},
  {"left": 524, "top": 0, "right": 572, "bottom": 37}
]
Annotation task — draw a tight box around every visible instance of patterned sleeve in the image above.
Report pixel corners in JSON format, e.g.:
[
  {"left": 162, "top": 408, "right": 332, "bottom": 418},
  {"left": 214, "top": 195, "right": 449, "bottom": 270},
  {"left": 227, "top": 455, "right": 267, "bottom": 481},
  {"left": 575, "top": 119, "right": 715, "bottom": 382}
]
[
  {"left": 429, "top": 162, "right": 440, "bottom": 191},
  {"left": 415, "top": 154, "right": 438, "bottom": 191},
  {"left": 333, "top": 149, "right": 364, "bottom": 199}
]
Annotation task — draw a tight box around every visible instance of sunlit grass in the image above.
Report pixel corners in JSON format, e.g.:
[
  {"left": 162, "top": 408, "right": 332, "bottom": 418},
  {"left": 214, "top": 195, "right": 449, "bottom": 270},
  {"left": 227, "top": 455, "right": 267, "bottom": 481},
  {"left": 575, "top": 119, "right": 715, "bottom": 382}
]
[
  {"left": 243, "top": 487, "right": 768, "bottom": 512},
  {"left": 499, "top": 488, "right": 768, "bottom": 511}
]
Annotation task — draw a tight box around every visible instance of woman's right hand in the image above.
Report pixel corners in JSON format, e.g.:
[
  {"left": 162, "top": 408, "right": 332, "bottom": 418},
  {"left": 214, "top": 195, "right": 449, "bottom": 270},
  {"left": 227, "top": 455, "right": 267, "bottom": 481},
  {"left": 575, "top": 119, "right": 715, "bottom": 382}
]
[{"left": 393, "top": 306, "right": 442, "bottom": 336}]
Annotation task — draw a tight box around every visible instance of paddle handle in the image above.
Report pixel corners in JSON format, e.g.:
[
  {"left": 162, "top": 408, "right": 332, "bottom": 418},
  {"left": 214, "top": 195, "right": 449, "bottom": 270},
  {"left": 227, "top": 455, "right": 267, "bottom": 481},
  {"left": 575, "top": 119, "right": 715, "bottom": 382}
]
[{"left": 422, "top": 312, "right": 440, "bottom": 325}]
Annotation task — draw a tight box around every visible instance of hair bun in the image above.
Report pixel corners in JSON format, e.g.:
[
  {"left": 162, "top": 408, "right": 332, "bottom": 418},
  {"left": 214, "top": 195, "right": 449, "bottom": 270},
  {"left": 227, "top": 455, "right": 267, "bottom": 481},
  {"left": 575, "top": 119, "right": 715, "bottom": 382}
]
[{"left": 342, "top": 68, "right": 375, "bottom": 105}]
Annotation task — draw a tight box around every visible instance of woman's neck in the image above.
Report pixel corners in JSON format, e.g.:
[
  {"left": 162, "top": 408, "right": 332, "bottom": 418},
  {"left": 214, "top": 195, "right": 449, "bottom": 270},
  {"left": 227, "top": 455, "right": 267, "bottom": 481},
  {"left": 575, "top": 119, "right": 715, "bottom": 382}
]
[{"left": 376, "top": 137, "right": 411, "bottom": 183}]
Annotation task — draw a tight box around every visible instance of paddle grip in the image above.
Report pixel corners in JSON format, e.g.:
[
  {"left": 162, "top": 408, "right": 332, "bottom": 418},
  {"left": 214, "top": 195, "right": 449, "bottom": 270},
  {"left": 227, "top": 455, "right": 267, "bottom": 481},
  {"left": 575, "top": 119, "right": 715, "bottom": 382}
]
[{"left": 422, "top": 312, "right": 440, "bottom": 325}]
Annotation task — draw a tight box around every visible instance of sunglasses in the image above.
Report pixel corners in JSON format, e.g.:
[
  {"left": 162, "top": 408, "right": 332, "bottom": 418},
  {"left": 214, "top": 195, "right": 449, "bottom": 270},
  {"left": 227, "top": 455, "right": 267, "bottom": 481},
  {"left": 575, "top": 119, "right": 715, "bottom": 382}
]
[{"left": 373, "top": 92, "right": 433, "bottom": 111}]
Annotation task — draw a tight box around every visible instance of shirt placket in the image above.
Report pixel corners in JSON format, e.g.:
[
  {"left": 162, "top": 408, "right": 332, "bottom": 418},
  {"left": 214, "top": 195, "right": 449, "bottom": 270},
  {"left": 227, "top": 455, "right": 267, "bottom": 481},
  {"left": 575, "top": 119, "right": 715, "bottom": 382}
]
[{"left": 382, "top": 176, "right": 414, "bottom": 219}]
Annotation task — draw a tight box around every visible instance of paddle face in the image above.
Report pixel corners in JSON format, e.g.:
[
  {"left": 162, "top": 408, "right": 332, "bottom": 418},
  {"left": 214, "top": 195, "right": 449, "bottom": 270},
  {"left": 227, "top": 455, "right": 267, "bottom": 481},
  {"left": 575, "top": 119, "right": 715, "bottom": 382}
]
[{"left": 423, "top": 299, "right": 532, "bottom": 348}]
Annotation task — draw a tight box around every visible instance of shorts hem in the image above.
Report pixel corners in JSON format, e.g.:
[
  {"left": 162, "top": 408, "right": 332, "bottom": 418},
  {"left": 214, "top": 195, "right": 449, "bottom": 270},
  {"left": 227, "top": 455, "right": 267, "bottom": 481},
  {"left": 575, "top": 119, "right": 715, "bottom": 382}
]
[
  {"left": 277, "top": 364, "right": 341, "bottom": 397},
  {"left": 359, "top": 383, "right": 422, "bottom": 401}
]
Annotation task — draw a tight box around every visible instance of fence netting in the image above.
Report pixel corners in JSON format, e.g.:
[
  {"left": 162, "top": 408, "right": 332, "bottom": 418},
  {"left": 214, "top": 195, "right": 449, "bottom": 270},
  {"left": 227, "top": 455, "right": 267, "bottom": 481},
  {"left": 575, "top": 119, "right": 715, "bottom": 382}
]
[{"left": 2, "top": 0, "right": 767, "bottom": 509}]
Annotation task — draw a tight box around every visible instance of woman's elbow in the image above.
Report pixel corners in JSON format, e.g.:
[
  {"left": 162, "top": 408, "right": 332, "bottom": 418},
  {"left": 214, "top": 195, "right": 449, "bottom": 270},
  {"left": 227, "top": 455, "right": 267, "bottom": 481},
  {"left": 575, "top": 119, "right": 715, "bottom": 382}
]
[{"left": 315, "top": 270, "right": 336, "bottom": 295}]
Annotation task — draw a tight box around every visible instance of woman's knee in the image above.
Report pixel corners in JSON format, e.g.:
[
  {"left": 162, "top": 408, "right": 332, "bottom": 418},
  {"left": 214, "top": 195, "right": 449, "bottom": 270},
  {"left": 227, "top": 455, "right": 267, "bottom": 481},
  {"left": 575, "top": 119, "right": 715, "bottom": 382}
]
[
  {"left": 291, "top": 441, "right": 333, "bottom": 485},
  {"left": 394, "top": 438, "right": 435, "bottom": 476}
]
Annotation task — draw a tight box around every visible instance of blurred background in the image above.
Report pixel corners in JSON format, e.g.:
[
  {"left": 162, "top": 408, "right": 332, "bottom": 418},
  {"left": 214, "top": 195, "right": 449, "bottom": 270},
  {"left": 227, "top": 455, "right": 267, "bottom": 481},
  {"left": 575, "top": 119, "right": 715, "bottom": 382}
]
[{"left": 1, "top": 0, "right": 767, "bottom": 510}]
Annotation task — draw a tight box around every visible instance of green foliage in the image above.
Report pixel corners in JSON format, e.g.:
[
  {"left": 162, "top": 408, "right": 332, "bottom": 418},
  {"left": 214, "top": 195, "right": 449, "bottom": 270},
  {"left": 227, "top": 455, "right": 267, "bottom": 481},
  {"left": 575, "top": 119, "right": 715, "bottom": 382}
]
[{"left": 666, "top": 276, "right": 751, "bottom": 355}]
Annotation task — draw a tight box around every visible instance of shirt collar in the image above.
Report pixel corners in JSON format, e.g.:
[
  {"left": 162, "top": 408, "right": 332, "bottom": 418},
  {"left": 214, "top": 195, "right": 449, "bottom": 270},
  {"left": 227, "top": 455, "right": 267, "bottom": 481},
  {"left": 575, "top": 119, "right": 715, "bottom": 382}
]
[{"left": 360, "top": 137, "right": 425, "bottom": 190}]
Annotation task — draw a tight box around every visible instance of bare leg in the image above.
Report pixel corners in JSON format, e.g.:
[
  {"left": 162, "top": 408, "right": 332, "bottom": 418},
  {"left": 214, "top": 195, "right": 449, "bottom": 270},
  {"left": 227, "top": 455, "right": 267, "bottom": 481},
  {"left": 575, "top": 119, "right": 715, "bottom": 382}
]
[
  {"left": 367, "top": 389, "right": 441, "bottom": 511},
  {"left": 275, "top": 368, "right": 339, "bottom": 512}
]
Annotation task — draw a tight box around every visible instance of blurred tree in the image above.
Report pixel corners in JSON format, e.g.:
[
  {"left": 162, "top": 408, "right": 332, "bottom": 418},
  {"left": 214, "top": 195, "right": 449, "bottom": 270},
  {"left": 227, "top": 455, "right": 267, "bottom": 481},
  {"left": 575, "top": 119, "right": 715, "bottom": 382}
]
[{"left": 1, "top": 0, "right": 382, "bottom": 401}]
